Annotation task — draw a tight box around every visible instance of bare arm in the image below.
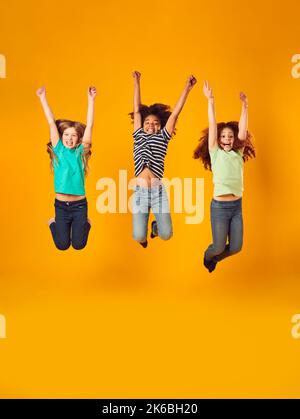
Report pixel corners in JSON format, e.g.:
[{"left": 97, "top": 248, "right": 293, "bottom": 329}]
[
  {"left": 36, "top": 86, "right": 59, "bottom": 147},
  {"left": 203, "top": 81, "right": 218, "bottom": 151},
  {"left": 82, "top": 86, "right": 97, "bottom": 152},
  {"left": 238, "top": 92, "right": 248, "bottom": 152},
  {"left": 165, "top": 75, "right": 197, "bottom": 136},
  {"left": 132, "top": 71, "right": 142, "bottom": 132}
]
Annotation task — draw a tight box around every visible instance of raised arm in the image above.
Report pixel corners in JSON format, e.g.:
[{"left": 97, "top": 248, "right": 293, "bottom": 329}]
[
  {"left": 36, "top": 86, "right": 59, "bottom": 147},
  {"left": 165, "top": 75, "right": 197, "bottom": 136},
  {"left": 82, "top": 86, "right": 97, "bottom": 152},
  {"left": 238, "top": 92, "right": 248, "bottom": 148},
  {"left": 132, "top": 71, "right": 142, "bottom": 132},
  {"left": 203, "top": 80, "right": 218, "bottom": 151}
]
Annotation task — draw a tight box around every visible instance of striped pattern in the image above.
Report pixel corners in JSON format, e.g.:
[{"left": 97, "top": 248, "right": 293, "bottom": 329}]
[{"left": 133, "top": 127, "right": 172, "bottom": 179}]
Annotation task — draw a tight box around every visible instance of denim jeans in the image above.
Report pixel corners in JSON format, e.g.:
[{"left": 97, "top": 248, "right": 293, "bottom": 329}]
[
  {"left": 132, "top": 184, "right": 173, "bottom": 242},
  {"left": 49, "top": 198, "right": 91, "bottom": 250},
  {"left": 204, "top": 198, "right": 243, "bottom": 262}
]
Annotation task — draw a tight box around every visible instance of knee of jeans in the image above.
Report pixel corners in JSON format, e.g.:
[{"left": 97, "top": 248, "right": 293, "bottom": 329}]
[
  {"left": 72, "top": 241, "right": 87, "bottom": 250},
  {"left": 229, "top": 243, "right": 243, "bottom": 255},
  {"left": 214, "top": 244, "right": 227, "bottom": 254},
  {"left": 158, "top": 228, "right": 173, "bottom": 241},
  {"left": 133, "top": 231, "right": 147, "bottom": 242},
  {"left": 55, "top": 241, "right": 71, "bottom": 251}
]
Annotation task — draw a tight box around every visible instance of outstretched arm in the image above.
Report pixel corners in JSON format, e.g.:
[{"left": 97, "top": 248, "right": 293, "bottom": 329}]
[
  {"left": 165, "top": 75, "right": 197, "bottom": 135},
  {"left": 36, "top": 86, "right": 59, "bottom": 147},
  {"left": 238, "top": 92, "right": 248, "bottom": 151},
  {"left": 82, "top": 86, "right": 97, "bottom": 152},
  {"left": 203, "top": 80, "right": 218, "bottom": 151},
  {"left": 132, "top": 71, "right": 142, "bottom": 132}
]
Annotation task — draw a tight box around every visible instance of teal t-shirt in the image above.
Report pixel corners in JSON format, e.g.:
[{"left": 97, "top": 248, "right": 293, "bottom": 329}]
[
  {"left": 209, "top": 146, "right": 244, "bottom": 197},
  {"left": 53, "top": 139, "right": 85, "bottom": 195}
]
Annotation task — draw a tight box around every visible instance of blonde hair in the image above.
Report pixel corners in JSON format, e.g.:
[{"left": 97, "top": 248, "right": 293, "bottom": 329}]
[{"left": 46, "top": 119, "right": 91, "bottom": 175}]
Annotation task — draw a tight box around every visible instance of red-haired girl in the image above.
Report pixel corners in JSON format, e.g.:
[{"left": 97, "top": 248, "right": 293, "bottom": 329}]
[{"left": 194, "top": 81, "right": 255, "bottom": 272}]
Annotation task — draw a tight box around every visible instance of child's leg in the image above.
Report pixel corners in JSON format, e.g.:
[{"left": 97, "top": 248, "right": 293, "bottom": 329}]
[
  {"left": 49, "top": 200, "right": 72, "bottom": 250},
  {"left": 70, "top": 199, "right": 91, "bottom": 250},
  {"left": 151, "top": 185, "right": 173, "bottom": 240},
  {"left": 204, "top": 200, "right": 230, "bottom": 261},
  {"left": 132, "top": 186, "right": 150, "bottom": 244},
  {"left": 214, "top": 201, "right": 243, "bottom": 262}
]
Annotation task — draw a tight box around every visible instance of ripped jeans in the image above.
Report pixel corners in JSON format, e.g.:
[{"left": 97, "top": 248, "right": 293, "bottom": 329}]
[{"left": 132, "top": 184, "right": 173, "bottom": 242}]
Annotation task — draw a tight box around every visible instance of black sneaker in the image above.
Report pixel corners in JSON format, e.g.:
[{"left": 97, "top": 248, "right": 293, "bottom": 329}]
[
  {"left": 150, "top": 221, "right": 158, "bottom": 239},
  {"left": 140, "top": 240, "right": 148, "bottom": 248},
  {"left": 203, "top": 257, "right": 217, "bottom": 273}
]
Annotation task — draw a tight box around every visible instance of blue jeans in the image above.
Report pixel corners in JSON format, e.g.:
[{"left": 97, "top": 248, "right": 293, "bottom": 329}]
[
  {"left": 49, "top": 198, "right": 91, "bottom": 250},
  {"left": 205, "top": 198, "right": 243, "bottom": 262},
  {"left": 132, "top": 184, "right": 173, "bottom": 242}
]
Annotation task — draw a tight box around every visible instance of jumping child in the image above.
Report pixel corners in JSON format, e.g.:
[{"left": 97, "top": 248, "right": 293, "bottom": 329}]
[
  {"left": 130, "top": 71, "right": 197, "bottom": 248},
  {"left": 36, "top": 86, "right": 97, "bottom": 250},
  {"left": 193, "top": 81, "right": 255, "bottom": 272}
]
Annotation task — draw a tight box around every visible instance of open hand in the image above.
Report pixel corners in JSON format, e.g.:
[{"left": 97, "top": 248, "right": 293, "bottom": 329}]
[{"left": 203, "top": 80, "right": 214, "bottom": 99}]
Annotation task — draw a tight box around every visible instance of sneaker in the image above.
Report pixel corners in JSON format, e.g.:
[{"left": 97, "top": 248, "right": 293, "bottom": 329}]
[
  {"left": 203, "top": 257, "right": 217, "bottom": 273},
  {"left": 140, "top": 240, "right": 148, "bottom": 248},
  {"left": 150, "top": 221, "right": 158, "bottom": 239}
]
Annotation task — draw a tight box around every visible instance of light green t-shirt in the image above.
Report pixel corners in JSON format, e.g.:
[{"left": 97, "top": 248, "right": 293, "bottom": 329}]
[
  {"left": 209, "top": 146, "right": 244, "bottom": 197},
  {"left": 53, "top": 139, "right": 85, "bottom": 196}
]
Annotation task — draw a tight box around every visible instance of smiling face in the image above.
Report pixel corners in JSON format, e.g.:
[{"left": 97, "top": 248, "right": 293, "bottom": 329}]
[
  {"left": 62, "top": 127, "right": 79, "bottom": 149},
  {"left": 219, "top": 127, "right": 235, "bottom": 151},
  {"left": 143, "top": 114, "right": 161, "bottom": 134}
]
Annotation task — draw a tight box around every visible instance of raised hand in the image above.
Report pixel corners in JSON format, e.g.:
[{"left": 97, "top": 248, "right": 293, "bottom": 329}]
[
  {"left": 88, "top": 86, "right": 97, "bottom": 100},
  {"left": 36, "top": 86, "right": 59, "bottom": 145},
  {"left": 36, "top": 86, "right": 46, "bottom": 98},
  {"left": 186, "top": 75, "right": 197, "bottom": 91},
  {"left": 132, "top": 71, "right": 141, "bottom": 81},
  {"left": 203, "top": 80, "right": 214, "bottom": 99},
  {"left": 239, "top": 91, "right": 248, "bottom": 106}
]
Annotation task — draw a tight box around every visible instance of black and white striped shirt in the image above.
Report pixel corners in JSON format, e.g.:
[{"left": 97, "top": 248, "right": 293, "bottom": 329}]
[{"left": 133, "top": 127, "right": 172, "bottom": 179}]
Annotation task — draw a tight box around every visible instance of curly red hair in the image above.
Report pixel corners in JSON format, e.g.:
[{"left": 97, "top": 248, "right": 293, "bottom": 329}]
[{"left": 193, "top": 121, "right": 255, "bottom": 170}]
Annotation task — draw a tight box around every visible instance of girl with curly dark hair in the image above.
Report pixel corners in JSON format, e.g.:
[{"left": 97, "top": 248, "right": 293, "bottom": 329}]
[
  {"left": 36, "top": 86, "right": 97, "bottom": 251},
  {"left": 130, "top": 71, "right": 197, "bottom": 248},
  {"left": 193, "top": 81, "right": 255, "bottom": 272}
]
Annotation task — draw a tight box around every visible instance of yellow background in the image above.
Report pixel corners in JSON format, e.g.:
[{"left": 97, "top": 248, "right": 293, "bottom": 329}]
[{"left": 0, "top": 0, "right": 300, "bottom": 398}]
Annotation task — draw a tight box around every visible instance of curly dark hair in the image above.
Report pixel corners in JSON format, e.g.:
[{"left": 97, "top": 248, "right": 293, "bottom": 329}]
[
  {"left": 193, "top": 121, "right": 255, "bottom": 170},
  {"left": 46, "top": 119, "right": 91, "bottom": 175},
  {"left": 129, "top": 103, "right": 176, "bottom": 134}
]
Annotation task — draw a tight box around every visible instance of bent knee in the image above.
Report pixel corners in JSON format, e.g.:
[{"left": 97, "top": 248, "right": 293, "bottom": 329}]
[
  {"left": 230, "top": 244, "right": 243, "bottom": 255},
  {"left": 133, "top": 233, "right": 147, "bottom": 243},
  {"left": 158, "top": 229, "right": 173, "bottom": 241},
  {"left": 214, "top": 245, "right": 226, "bottom": 255},
  {"left": 72, "top": 242, "right": 87, "bottom": 250},
  {"left": 55, "top": 242, "right": 71, "bottom": 251}
]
